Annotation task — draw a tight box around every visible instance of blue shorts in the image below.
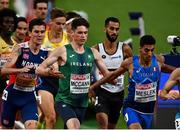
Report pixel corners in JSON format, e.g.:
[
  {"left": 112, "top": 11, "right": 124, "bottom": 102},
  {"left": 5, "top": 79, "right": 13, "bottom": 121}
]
[
  {"left": 55, "top": 101, "right": 86, "bottom": 124},
  {"left": 123, "top": 107, "right": 153, "bottom": 129},
  {"left": 1, "top": 85, "right": 38, "bottom": 128}
]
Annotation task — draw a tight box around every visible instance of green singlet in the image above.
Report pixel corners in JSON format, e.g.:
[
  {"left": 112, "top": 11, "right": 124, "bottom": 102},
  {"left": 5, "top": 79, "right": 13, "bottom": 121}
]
[{"left": 55, "top": 44, "right": 95, "bottom": 107}]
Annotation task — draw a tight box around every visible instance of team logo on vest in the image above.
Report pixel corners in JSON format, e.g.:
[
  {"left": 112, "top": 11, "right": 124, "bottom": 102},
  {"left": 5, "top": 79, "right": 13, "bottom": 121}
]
[
  {"left": 23, "top": 54, "right": 29, "bottom": 59},
  {"left": 22, "top": 48, "right": 30, "bottom": 52},
  {"left": 21, "top": 60, "right": 39, "bottom": 69},
  {"left": 140, "top": 72, "right": 153, "bottom": 77},
  {"left": 70, "top": 62, "right": 93, "bottom": 67},
  {"left": 102, "top": 55, "right": 106, "bottom": 59},
  {"left": 111, "top": 55, "right": 121, "bottom": 59}
]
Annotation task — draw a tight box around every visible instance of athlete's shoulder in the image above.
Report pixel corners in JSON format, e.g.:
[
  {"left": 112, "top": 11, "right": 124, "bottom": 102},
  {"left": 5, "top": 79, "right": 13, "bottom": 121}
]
[
  {"left": 155, "top": 54, "right": 165, "bottom": 63},
  {"left": 40, "top": 46, "right": 49, "bottom": 51},
  {"left": 92, "top": 42, "right": 103, "bottom": 51},
  {"left": 123, "top": 57, "right": 133, "bottom": 66},
  {"left": 19, "top": 42, "right": 29, "bottom": 48}
]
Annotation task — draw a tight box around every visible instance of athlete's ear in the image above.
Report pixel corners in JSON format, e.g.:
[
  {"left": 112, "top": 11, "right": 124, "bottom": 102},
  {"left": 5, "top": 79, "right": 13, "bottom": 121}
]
[
  {"left": 28, "top": 31, "right": 32, "bottom": 37},
  {"left": 48, "top": 19, "right": 53, "bottom": 26},
  {"left": 103, "top": 27, "right": 106, "bottom": 33},
  {"left": 71, "top": 30, "right": 75, "bottom": 38}
]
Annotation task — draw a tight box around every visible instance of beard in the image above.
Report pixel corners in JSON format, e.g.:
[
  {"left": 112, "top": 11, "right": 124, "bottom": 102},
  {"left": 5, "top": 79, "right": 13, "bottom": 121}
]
[
  {"left": 106, "top": 32, "right": 118, "bottom": 42},
  {"left": 5, "top": 31, "right": 13, "bottom": 37}
]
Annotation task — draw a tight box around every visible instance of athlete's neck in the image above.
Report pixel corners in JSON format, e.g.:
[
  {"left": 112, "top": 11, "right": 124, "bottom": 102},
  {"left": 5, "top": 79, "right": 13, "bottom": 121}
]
[
  {"left": 71, "top": 42, "right": 85, "bottom": 54},
  {"left": 28, "top": 41, "right": 40, "bottom": 54},
  {"left": 139, "top": 56, "right": 151, "bottom": 67},
  {"left": 48, "top": 30, "right": 63, "bottom": 43},
  {"left": 12, "top": 35, "right": 24, "bottom": 44},
  {"left": 1, "top": 33, "right": 14, "bottom": 45},
  {"left": 103, "top": 39, "right": 117, "bottom": 54}
]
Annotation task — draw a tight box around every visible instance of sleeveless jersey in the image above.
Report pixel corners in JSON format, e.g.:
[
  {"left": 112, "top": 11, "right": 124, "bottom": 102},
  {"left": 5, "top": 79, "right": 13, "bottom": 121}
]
[
  {"left": 124, "top": 55, "right": 161, "bottom": 113},
  {"left": 0, "top": 36, "right": 15, "bottom": 92},
  {"left": 40, "top": 30, "right": 68, "bottom": 95},
  {"left": 0, "top": 36, "right": 14, "bottom": 68},
  {"left": 97, "top": 42, "right": 124, "bottom": 93},
  {"left": 55, "top": 44, "right": 95, "bottom": 107},
  {"left": 42, "top": 30, "right": 68, "bottom": 51},
  {"left": 14, "top": 42, "right": 48, "bottom": 88}
]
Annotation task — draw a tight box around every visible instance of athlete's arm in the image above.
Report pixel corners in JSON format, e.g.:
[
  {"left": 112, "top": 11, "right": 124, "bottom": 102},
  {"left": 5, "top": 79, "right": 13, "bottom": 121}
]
[
  {"left": 160, "top": 68, "right": 180, "bottom": 100},
  {"left": 91, "top": 48, "right": 109, "bottom": 77},
  {"left": 47, "top": 51, "right": 59, "bottom": 72},
  {"left": 92, "top": 44, "right": 99, "bottom": 51},
  {"left": 90, "top": 54, "right": 131, "bottom": 90},
  {"left": 36, "top": 46, "right": 66, "bottom": 78},
  {"left": 123, "top": 44, "right": 133, "bottom": 59},
  {"left": 1, "top": 44, "right": 33, "bottom": 75},
  {"left": 156, "top": 55, "right": 176, "bottom": 73}
]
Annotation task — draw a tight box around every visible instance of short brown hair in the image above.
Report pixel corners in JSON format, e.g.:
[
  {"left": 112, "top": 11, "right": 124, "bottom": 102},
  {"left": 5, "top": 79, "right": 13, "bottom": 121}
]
[{"left": 50, "top": 8, "right": 66, "bottom": 20}]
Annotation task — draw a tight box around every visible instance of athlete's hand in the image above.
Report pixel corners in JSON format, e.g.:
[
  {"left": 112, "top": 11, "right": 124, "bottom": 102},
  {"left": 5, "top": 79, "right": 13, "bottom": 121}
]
[
  {"left": 167, "top": 90, "right": 180, "bottom": 100},
  {"left": 160, "top": 90, "right": 180, "bottom": 100},
  {"left": 20, "top": 65, "right": 34, "bottom": 73},
  {"left": 48, "top": 68, "right": 65, "bottom": 78},
  {"left": 89, "top": 97, "right": 96, "bottom": 105},
  {"left": 108, "top": 79, "right": 117, "bottom": 85},
  {"left": 88, "top": 86, "right": 96, "bottom": 98}
]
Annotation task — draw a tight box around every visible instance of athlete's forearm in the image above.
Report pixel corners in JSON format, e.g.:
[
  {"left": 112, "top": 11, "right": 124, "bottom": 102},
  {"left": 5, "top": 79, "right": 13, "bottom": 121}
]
[
  {"left": 90, "top": 72, "right": 113, "bottom": 90},
  {"left": 1, "top": 67, "right": 24, "bottom": 75},
  {"left": 36, "top": 65, "right": 50, "bottom": 77},
  {"left": 160, "top": 89, "right": 169, "bottom": 99},
  {"left": 161, "top": 64, "right": 176, "bottom": 73}
]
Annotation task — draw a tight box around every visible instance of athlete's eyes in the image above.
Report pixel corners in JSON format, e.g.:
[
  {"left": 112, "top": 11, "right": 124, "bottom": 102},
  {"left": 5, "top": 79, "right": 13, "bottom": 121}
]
[
  {"left": 34, "top": 30, "right": 45, "bottom": 34},
  {"left": 109, "top": 27, "right": 119, "bottom": 31},
  {"left": 144, "top": 48, "right": 154, "bottom": 53}
]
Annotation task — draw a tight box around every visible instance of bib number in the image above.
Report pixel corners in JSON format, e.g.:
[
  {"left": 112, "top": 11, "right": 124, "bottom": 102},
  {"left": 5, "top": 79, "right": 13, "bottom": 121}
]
[
  {"left": 134, "top": 82, "right": 157, "bottom": 103},
  {"left": 2, "top": 90, "right": 8, "bottom": 101},
  {"left": 70, "top": 73, "right": 90, "bottom": 94}
]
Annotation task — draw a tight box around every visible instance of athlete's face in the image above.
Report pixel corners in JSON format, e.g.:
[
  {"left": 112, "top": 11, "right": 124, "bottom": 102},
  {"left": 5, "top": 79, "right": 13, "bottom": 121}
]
[
  {"left": 2, "top": 16, "right": 15, "bottom": 35},
  {"left": 51, "top": 16, "right": 66, "bottom": 33},
  {"left": 15, "top": 21, "right": 28, "bottom": 41},
  {"left": 105, "top": 21, "right": 120, "bottom": 42},
  {"left": 72, "top": 26, "right": 88, "bottom": 46},
  {"left": 140, "top": 44, "right": 155, "bottom": 63},
  {"left": 0, "top": 0, "right": 9, "bottom": 9},
  {"left": 35, "top": 2, "right": 48, "bottom": 20},
  {"left": 29, "top": 25, "right": 46, "bottom": 46}
]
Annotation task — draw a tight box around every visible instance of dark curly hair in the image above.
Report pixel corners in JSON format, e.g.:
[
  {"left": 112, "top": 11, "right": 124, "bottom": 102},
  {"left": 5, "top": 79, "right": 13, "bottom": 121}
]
[{"left": 0, "top": 8, "right": 17, "bottom": 32}]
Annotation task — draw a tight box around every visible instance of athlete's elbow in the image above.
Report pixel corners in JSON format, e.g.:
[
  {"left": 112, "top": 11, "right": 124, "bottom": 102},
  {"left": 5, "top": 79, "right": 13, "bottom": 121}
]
[
  {"left": 35, "top": 66, "right": 42, "bottom": 76},
  {"left": 1, "top": 67, "right": 8, "bottom": 76}
]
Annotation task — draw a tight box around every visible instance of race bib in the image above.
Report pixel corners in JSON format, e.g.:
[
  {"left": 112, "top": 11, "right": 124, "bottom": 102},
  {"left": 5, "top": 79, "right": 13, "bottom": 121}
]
[
  {"left": 134, "top": 82, "right": 157, "bottom": 103},
  {"left": 15, "top": 73, "right": 36, "bottom": 87},
  {"left": 98, "top": 69, "right": 124, "bottom": 92},
  {"left": 2, "top": 90, "right": 8, "bottom": 101},
  {"left": 70, "top": 73, "right": 90, "bottom": 94},
  {"left": 102, "top": 76, "right": 124, "bottom": 92}
]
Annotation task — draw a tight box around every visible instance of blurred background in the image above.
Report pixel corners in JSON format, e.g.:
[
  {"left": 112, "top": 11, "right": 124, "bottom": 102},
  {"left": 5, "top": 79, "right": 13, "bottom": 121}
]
[{"left": 55, "top": 0, "right": 180, "bottom": 55}]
